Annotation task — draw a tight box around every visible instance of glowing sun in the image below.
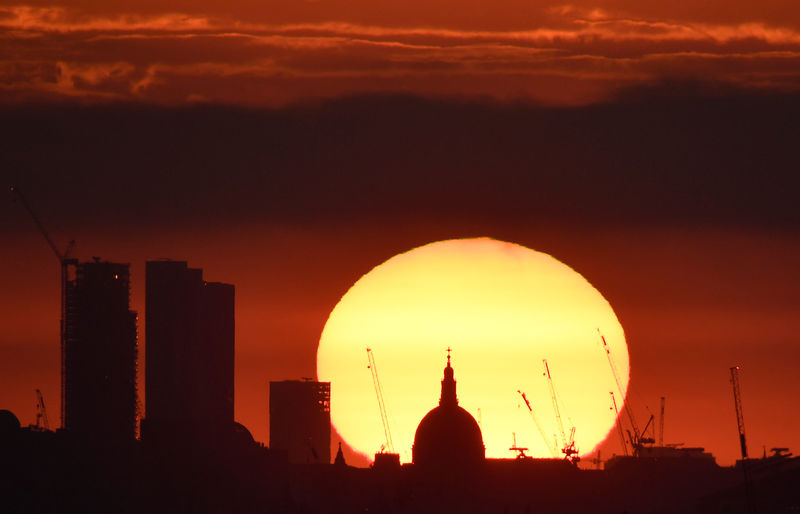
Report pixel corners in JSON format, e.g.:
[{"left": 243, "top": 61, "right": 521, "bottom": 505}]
[{"left": 316, "top": 238, "right": 628, "bottom": 464}]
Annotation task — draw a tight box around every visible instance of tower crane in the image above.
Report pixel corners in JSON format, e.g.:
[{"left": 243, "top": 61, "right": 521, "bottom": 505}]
[
  {"left": 599, "top": 331, "right": 653, "bottom": 454},
  {"left": 366, "top": 348, "right": 394, "bottom": 453},
  {"left": 10, "top": 186, "right": 76, "bottom": 428},
  {"left": 518, "top": 390, "right": 558, "bottom": 458},
  {"left": 659, "top": 396, "right": 665, "bottom": 446},
  {"left": 640, "top": 414, "right": 656, "bottom": 446},
  {"left": 34, "top": 389, "right": 49, "bottom": 431},
  {"left": 610, "top": 391, "right": 629, "bottom": 456},
  {"left": 730, "top": 366, "right": 758, "bottom": 514},
  {"left": 542, "top": 359, "right": 579, "bottom": 463},
  {"left": 509, "top": 432, "right": 528, "bottom": 459},
  {"left": 730, "top": 366, "right": 748, "bottom": 460}
]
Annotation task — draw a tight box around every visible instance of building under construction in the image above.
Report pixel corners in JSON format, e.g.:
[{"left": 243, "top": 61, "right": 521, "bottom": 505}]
[
  {"left": 270, "top": 380, "right": 331, "bottom": 464},
  {"left": 141, "top": 260, "right": 235, "bottom": 448},
  {"left": 63, "top": 260, "right": 138, "bottom": 444}
]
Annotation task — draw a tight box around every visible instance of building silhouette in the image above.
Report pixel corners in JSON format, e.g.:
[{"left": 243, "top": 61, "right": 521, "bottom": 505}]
[
  {"left": 270, "top": 380, "right": 331, "bottom": 464},
  {"left": 5, "top": 345, "right": 800, "bottom": 514},
  {"left": 142, "top": 260, "right": 234, "bottom": 447},
  {"left": 63, "top": 260, "right": 137, "bottom": 444},
  {"left": 412, "top": 351, "right": 485, "bottom": 469}
]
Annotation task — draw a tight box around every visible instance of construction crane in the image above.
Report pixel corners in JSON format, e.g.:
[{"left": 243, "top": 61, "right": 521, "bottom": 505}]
[
  {"left": 730, "top": 366, "right": 748, "bottom": 460},
  {"left": 566, "top": 426, "right": 578, "bottom": 459},
  {"left": 366, "top": 348, "right": 394, "bottom": 453},
  {"left": 659, "top": 396, "right": 665, "bottom": 446},
  {"left": 518, "top": 390, "right": 557, "bottom": 458},
  {"left": 598, "top": 331, "right": 653, "bottom": 454},
  {"left": 509, "top": 432, "right": 528, "bottom": 459},
  {"left": 11, "top": 186, "right": 76, "bottom": 429},
  {"left": 730, "top": 366, "right": 758, "bottom": 514},
  {"left": 34, "top": 389, "right": 49, "bottom": 431},
  {"left": 640, "top": 414, "right": 655, "bottom": 444},
  {"left": 542, "top": 359, "right": 579, "bottom": 463},
  {"left": 610, "top": 391, "right": 629, "bottom": 456}
]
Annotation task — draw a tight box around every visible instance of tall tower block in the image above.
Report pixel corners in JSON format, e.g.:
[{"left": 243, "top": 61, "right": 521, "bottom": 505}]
[
  {"left": 63, "top": 260, "right": 138, "bottom": 444},
  {"left": 142, "top": 261, "right": 234, "bottom": 447}
]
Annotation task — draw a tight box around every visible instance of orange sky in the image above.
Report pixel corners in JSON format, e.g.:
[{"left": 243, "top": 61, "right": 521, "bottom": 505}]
[
  {"left": 2, "top": 220, "right": 799, "bottom": 467},
  {"left": 2, "top": 0, "right": 800, "bottom": 104},
  {"left": 1, "top": 8, "right": 799, "bottom": 467}
]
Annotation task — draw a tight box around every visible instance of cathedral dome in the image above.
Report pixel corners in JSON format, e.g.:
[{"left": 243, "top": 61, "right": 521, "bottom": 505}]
[
  {"left": 412, "top": 352, "right": 485, "bottom": 468},
  {"left": 0, "top": 410, "right": 21, "bottom": 438}
]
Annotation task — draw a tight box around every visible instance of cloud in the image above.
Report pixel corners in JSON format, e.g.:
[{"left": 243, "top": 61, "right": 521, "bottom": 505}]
[
  {"left": 0, "top": 6, "right": 215, "bottom": 33},
  {"left": 2, "top": 5, "right": 800, "bottom": 105}
]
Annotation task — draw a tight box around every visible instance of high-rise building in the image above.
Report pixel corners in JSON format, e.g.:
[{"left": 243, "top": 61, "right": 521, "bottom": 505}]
[
  {"left": 269, "top": 380, "right": 331, "bottom": 464},
  {"left": 63, "top": 260, "right": 138, "bottom": 444},
  {"left": 142, "top": 260, "right": 234, "bottom": 447}
]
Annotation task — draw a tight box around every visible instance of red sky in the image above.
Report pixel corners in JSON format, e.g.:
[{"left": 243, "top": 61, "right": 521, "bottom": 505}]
[
  {"left": 1, "top": 0, "right": 799, "bottom": 467},
  {"left": 3, "top": 216, "right": 799, "bottom": 467},
  {"left": 2, "top": 0, "right": 800, "bottom": 105}
]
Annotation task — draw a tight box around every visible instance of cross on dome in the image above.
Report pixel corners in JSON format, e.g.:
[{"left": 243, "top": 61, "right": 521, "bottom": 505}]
[{"left": 440, "top": 348, "right": 457, "bottom": 407}]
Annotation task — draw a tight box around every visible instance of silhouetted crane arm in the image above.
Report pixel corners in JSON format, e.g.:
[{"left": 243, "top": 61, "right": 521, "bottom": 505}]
[
  {"left": 730, "top": 366, "right": 748, "bottom": 459},
  {"left": 35, "top": 389, "right": 49, "bottom": 431},
  {"left": 639, "top": 414, "right": 656, "bottom": 444},
  {"left": 543, "top": 359, "right": 568, "bottom": 450},
  {"left": 10, "top": 186, "right": 66, "bottom": 261},
  {"left": 599, "top": 331, "right": 641, "bottom": 446},
  {"left": 366, "top": 348, "right": 394, "bottom": 453},
  {"left": 518, "top": 390, "right": 557, "bottom": 458},
  {"left": 610, "top": 391, "right": 629, "bottom": 456},
  {"left": 10, "top": 185, "right": 75, "bottom": 429}
]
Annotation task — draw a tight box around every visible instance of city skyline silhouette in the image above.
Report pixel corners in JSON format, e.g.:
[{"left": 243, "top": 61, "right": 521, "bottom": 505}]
[
  {"left": 4, "top": 0, "right": 800, "bottom": 508},
  {"left": 1, "top": 48, "right": 800, "bottom": 513},
  {"left": 4, "top": 94, "right": 800, "bottom": 467}
]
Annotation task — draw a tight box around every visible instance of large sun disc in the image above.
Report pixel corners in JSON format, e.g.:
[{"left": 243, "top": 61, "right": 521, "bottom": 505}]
[{"left": 316, "top": 237, "right": 628, "bottom": 464}]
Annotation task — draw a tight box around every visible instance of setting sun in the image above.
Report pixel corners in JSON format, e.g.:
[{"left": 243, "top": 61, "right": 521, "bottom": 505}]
[{"left": 316, "top": 237, "right": 629, "bottom": 464}]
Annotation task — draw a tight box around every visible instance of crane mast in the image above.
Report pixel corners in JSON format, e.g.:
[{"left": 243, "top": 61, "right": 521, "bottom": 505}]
[
  {"left": 11, "top": 186, "right": 76, "bottom": 429},
  {"left": 730, "top": 366, "right": 758, "bottom": 514},
  {"left": 730, "top": 366, "right": 748, "bottom": 459},
  {"left": 659, "top": 396, "right": 665, "bottom": 446},
  {"left": 542, "top": 359, "right": 579, "bottom": 462},
  {"left": 518, "top": 390, "right": 557, "bottom": 458},
  {"left": 599, "top": 331, "right": 644, "bottom": 452},
  {"left": 366, "top": 348, "right": 394, "bottom": 453},
  {"left": 509, "top": 432, "right": 528, "bottom": 458},
  {"left": 543, "top": 360, "right": 567, "bottom": 449},
  {"left": 610, "top": 391, "right": 629, "bottom": 456},
  {"left": 35, "top": 389, "right": 50, "bottom": 431}
]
